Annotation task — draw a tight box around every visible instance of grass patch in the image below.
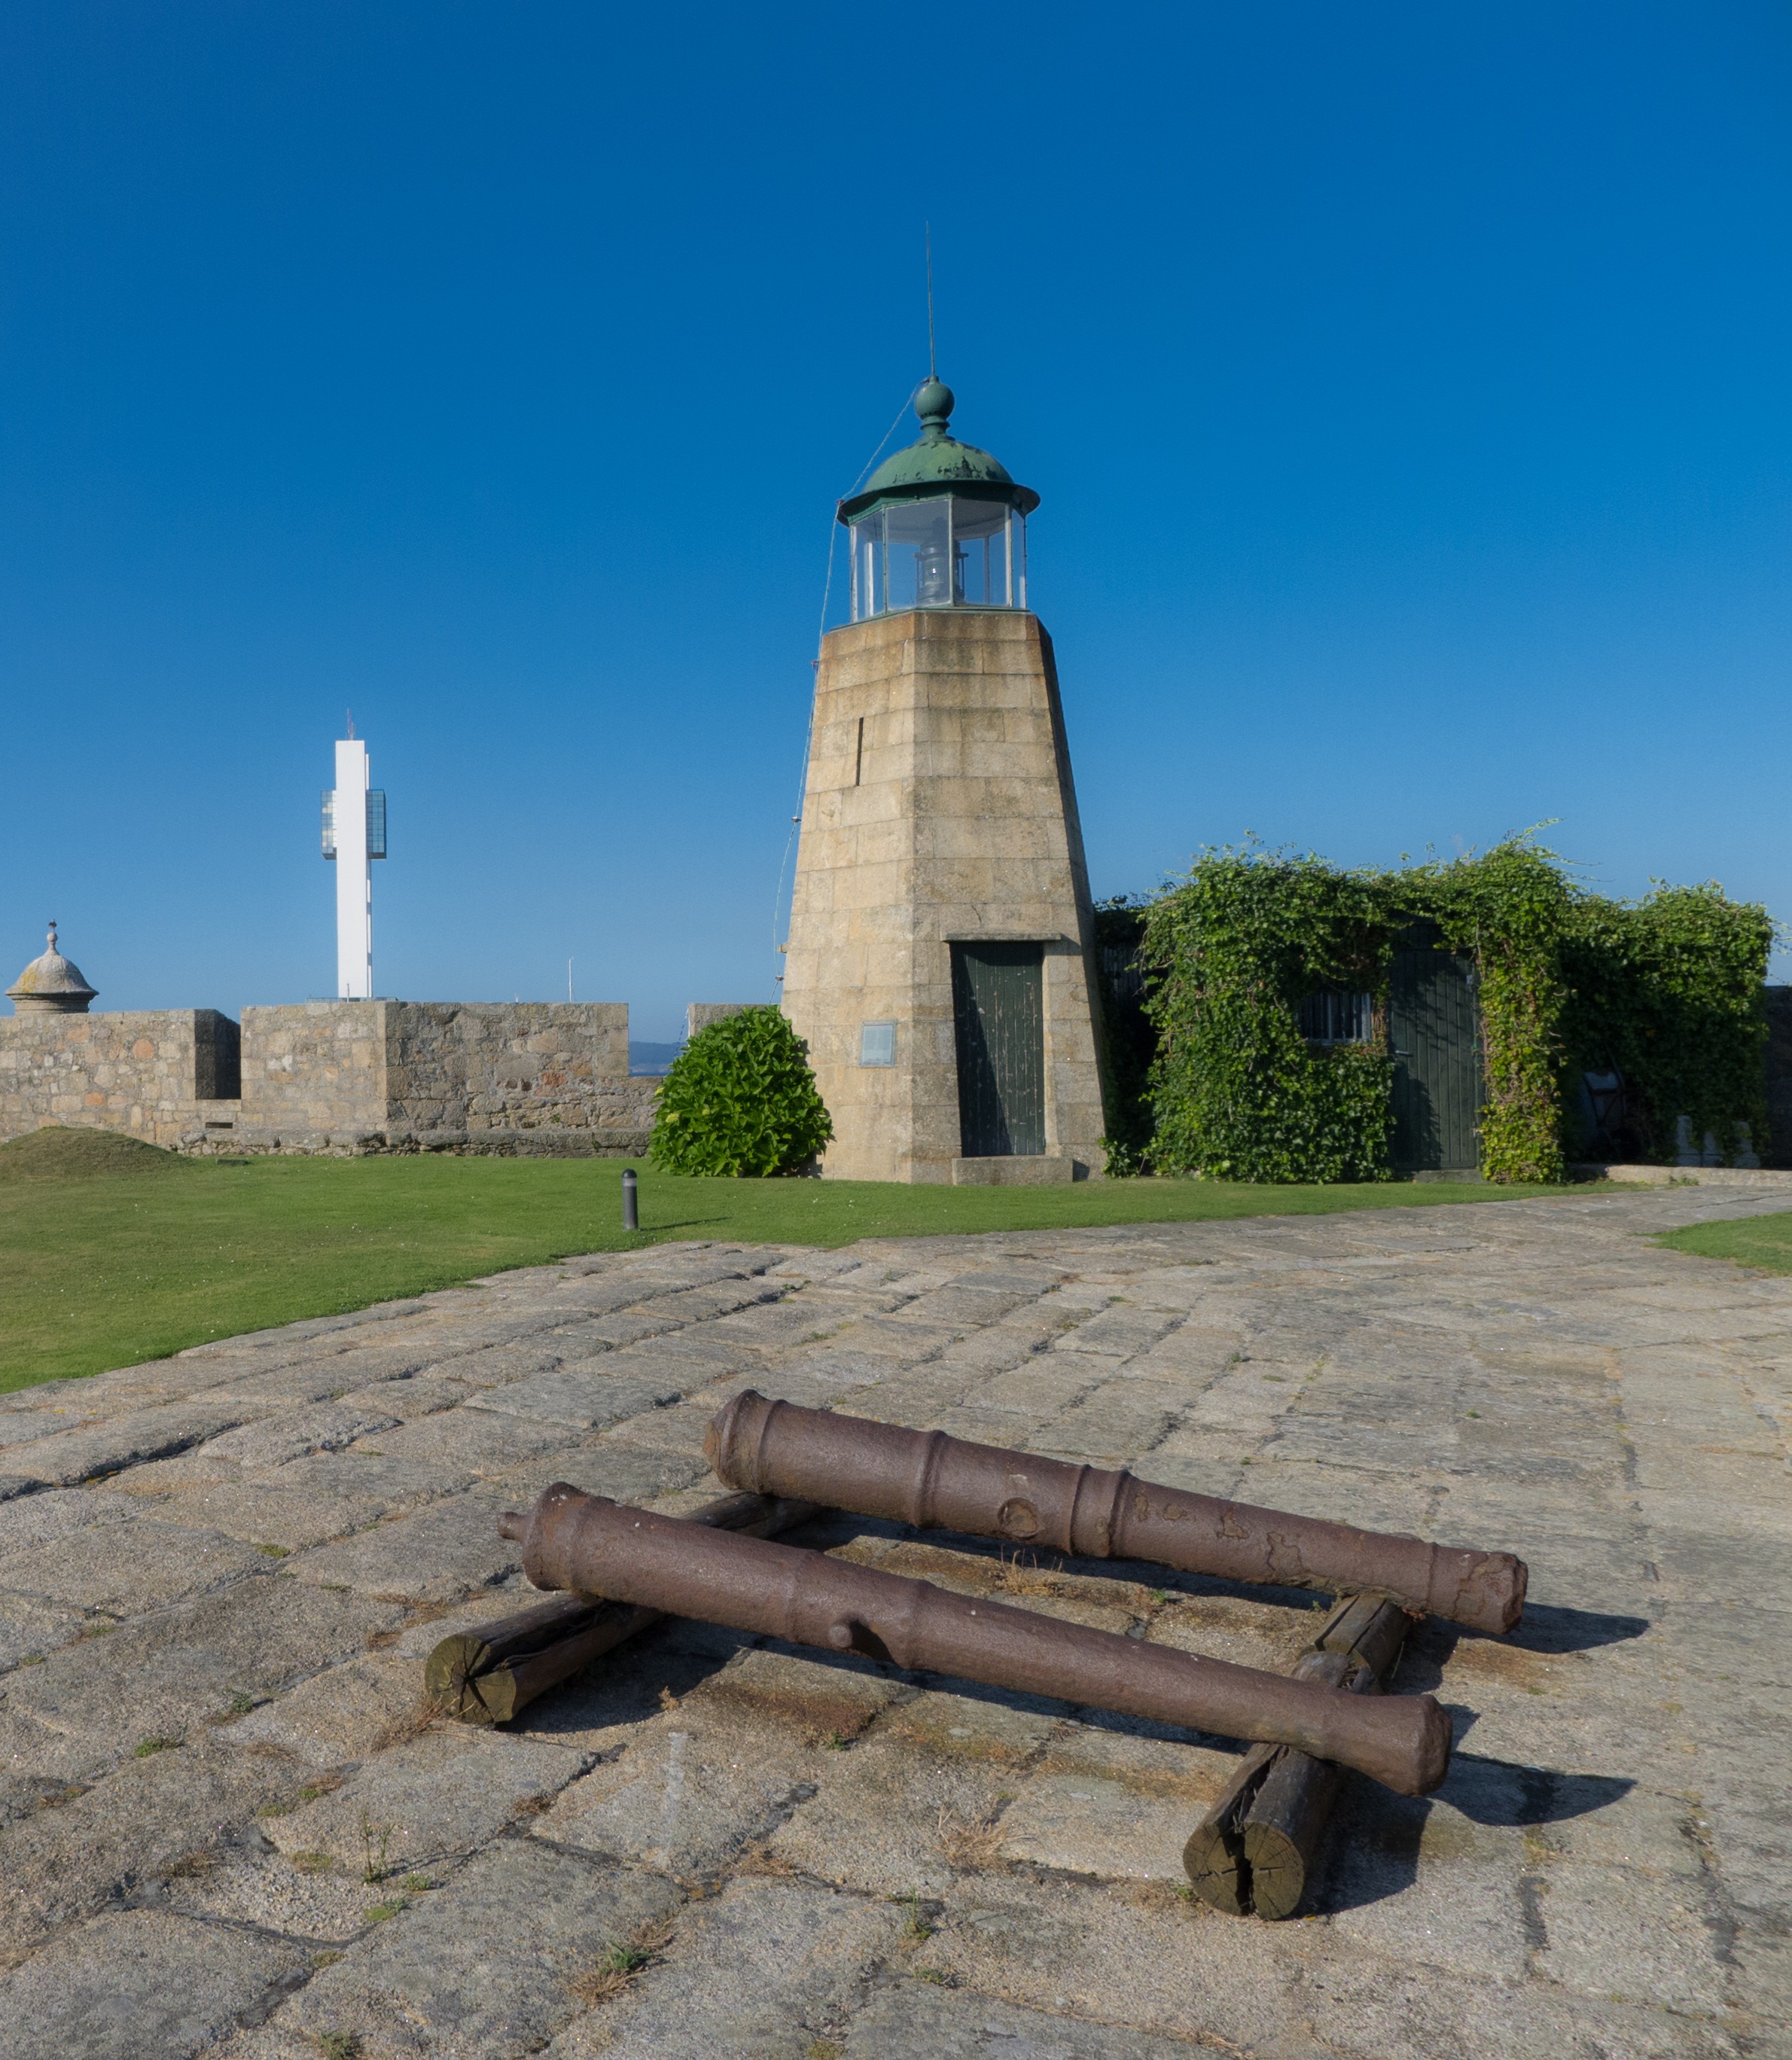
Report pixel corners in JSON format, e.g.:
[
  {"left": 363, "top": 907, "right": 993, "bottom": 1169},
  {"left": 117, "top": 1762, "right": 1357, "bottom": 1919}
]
[
  {"left": 1655, "top": 1210, "right": 1792, "bottom": 1276},
  {"left": 0, "top": 1126, "right": 1568, "bottom": 1391}
]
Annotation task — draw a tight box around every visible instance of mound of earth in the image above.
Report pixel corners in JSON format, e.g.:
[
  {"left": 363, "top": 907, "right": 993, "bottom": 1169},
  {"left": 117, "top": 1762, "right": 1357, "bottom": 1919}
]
[{"left": 0, "top": 1126, "right": 185, "bottom": 1178}]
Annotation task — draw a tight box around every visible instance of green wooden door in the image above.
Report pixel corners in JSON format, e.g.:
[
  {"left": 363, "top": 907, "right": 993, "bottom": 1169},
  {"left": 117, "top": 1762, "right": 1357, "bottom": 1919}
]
[
  {"left": 1388, "top": 930, "right": 1484, "bottom": 1172},
  {"left": 951, "top": 943, "right": 1046, "bottom": 1156}
]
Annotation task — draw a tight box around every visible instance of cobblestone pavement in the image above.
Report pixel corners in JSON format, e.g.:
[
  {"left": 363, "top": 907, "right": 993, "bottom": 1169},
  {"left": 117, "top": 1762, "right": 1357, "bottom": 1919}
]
[{"left": 0, "top": 1187, "right": 1789, "bottom": 2058}]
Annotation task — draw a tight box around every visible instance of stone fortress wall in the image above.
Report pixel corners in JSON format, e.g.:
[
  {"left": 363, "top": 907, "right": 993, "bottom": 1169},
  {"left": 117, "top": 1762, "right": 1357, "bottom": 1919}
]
[
  {"left": 0, "top": 1010, "right": 240, "bottom": 1150},
  {"left": 0, "top": 998, "right": 724, "bottom": 1156}
]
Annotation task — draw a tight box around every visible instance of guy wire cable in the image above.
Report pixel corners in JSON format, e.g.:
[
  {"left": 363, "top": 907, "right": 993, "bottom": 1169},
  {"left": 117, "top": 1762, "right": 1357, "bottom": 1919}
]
[{"left": 768, "top": 380, "right": 924, "bottom": 992}]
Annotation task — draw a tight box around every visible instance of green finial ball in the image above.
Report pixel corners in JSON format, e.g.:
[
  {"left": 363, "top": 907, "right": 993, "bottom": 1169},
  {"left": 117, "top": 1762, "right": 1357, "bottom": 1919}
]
[{"left": 916, "top": 377, "right": 954, "bottom": 427}]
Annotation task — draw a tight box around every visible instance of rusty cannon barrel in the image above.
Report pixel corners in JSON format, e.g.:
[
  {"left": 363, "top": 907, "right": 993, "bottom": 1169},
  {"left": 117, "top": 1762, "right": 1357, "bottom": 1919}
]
[
  {"left": 501, "top": 1483, "right": 1454, "bottom": 1797},
  {"left": 706, "top": 1391, "right": 1526, "bottom": 1635}
]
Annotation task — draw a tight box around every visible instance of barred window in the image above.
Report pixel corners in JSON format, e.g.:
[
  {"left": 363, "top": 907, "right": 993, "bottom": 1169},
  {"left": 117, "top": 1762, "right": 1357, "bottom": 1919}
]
[
  {"left": 1101, "top": 946, "right": 1144, "bottom": 1004},
  {"left": 1298, "top": 989, "right": 1373, "bottom": 1044}
]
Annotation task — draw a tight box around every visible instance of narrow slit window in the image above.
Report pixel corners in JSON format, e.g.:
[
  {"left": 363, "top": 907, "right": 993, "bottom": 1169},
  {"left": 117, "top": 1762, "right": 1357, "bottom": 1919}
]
[{"left": 855, "top": 715, "right": 864, "bottom": 786}]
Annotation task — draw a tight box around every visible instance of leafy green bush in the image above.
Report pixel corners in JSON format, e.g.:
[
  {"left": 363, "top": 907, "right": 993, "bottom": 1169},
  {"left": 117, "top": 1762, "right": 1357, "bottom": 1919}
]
[
  {"left": 1560, "top": 885, "right": 1773, "bottom": 1163},
  {"left": 649, "top": 1007, "right": 834, "bottom": 1177}
]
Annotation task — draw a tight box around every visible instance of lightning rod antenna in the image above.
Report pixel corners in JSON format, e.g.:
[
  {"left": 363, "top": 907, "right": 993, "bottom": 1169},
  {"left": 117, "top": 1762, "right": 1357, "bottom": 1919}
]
[{"left": 925, "top": 223, "right": 937, "bottom": 380}]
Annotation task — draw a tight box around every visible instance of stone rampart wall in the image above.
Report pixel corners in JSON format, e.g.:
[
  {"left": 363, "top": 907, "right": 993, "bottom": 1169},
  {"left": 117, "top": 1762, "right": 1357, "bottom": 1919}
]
[
  {"left": 384, "top": 1003, "right": 654, "bottom": 1151},
  {"left": 0, "top": 1010, "right": 239, "bottom": 1149},
  {"left": 1, "top": 1000, "right": 660, "bottom": 1156},
  {"left": 236, "top": 1002, "right": 389, "bottom": 1142},
  {"left": 200, "top": 1001, "right": 657, "bottom": 1156}
]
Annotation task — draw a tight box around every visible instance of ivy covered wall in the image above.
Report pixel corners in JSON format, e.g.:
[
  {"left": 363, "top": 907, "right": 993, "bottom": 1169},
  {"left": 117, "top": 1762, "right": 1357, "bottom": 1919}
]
[{"left": 1099, "top": 837, "right": 1778, "bottom": 1184}]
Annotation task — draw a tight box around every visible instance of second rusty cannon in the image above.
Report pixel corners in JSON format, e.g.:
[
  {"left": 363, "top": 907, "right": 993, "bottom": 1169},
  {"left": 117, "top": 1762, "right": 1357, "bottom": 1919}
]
[
  {"left": 500, "top": 1482, "right": 1454, "bottom": 1796},
  {"left": 706, "top": 1390, "right": 1526, "bottom": 1635}
]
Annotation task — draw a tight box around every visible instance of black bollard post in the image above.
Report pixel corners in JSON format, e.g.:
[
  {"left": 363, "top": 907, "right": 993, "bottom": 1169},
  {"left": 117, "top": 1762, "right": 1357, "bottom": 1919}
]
[{"left": 621, "top": 1166, "right": 638, "bottom": 1232}]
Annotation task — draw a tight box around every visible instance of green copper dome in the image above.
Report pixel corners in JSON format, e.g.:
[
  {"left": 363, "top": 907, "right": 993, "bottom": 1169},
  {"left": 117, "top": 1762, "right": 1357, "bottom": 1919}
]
[{"left": 838, "top": 379, "right": 1039, "bottom": 524}]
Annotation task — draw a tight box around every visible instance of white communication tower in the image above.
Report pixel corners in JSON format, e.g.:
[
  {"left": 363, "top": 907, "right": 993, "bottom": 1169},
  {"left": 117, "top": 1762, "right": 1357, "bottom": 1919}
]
[{"left": 321, "top": 729, "right": 386, "bottom": 999}]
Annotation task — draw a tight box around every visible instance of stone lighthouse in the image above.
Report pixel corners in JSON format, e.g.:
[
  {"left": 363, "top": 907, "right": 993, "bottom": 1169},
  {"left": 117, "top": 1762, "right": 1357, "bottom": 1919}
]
[{"left": 781, "top": 378, "right": 1108, "bottom": 1184}]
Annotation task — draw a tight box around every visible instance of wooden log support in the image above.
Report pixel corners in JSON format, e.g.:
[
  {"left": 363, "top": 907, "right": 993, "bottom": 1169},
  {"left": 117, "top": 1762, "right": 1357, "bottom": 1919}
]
[
  {"left": 1184, "top": 1592, "right": 1415, "bottom": 1919},
  {"left": 426, "top": 1491, "right": 821, "bottom": 1724}
]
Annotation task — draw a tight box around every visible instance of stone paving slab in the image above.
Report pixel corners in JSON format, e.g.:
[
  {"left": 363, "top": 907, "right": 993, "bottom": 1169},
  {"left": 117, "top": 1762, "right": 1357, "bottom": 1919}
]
[{"left": 0, "top": 1195, "right": 1790, "bottom": 2055}]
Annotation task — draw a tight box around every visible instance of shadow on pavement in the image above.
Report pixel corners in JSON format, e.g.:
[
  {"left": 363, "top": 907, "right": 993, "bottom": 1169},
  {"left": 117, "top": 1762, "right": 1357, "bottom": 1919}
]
[{"left": 1314, "top": 1751, "right": 1635, "bottom": 1914}]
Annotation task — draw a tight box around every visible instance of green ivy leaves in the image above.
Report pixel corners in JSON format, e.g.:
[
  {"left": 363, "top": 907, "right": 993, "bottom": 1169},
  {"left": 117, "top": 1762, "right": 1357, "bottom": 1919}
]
[{"left": 1123, "top": 834, "right": 1775, "bottom": 1184}]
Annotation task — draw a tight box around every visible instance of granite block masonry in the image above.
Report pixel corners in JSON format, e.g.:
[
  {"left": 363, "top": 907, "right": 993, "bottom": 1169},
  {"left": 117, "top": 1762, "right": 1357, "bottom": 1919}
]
[
  {"left": 231, "top": 1001, "right": 656, "bottom": 1154},
  {"left": 782, "top": 609, "right": 1108, "bottom": 1185},
  {"left": 0, "top": 1000, "right": 685, "bottom": 1156},
  {"left": 0, "top": 1009, "right": 240, "bottom": 1149}
]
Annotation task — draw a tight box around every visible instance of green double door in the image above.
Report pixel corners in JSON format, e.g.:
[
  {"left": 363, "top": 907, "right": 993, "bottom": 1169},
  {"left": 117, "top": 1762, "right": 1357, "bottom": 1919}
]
[
  {"left": 951, "top": 943, "right": 1045, "bottom": 1156},
  {"left": 1388, "top": 929, "right": 1484, "bottom": 1174}
]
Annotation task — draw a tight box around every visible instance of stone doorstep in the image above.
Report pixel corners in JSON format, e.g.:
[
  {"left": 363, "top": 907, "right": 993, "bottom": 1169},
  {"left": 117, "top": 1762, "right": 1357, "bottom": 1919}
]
[
  {"left": 1582, "top": 1163, "right": 1792, "bottom": 1188},
  {"left": 952, "top": 1153, "right": 1077, "bottom": 1187}
]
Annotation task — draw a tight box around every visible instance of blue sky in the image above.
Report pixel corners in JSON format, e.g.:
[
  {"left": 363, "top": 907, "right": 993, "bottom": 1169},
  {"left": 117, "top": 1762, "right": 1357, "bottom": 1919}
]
[{"left": 3, "top": 4, "right": 1788, "bottom": 1041}]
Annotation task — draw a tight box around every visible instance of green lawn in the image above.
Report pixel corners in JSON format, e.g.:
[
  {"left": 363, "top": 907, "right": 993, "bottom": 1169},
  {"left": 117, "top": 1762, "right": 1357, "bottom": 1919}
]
[
  {"left": 1655, "top": 1210, "right": 1792, "bottom": 1277},
  {"left": 1, "top": 1127, "right": 1567, "bottom": 1392}
]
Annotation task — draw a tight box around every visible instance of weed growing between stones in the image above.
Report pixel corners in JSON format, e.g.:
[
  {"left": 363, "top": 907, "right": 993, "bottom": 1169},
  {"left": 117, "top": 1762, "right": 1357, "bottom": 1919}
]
[
  {"left": 314, "top": 2034, "right": 362, "bottom": 2060},
  {"left": 992, "top": 1547, "right": 1064, "bottom": 1598},
  {"left": 894, "top": 1891, "right": 936, "bottom": 1943},
  {"left": 574, "top": 1943, "right": 648, "bottom": 2001},
  {"left": 133, "top": 1735, "right": 178, "bottom": 1758},
  {"left": 359, "top": 1806, "right": 394, "bottom": 1884},
  {"left": 258, "top": 1775, "right": 341, "bottom": 1818},
  {"left": 737, "top": 1836, "right": 800, "bottom": 1878},
  {"left": 370, "top": 1699, "right": 439, "bottom": 1751},
  {"left": 568, "top": 1917, "right": 675, "bottom": 2006},
  {"left": 291, "top": 1851, "right": 334, "bottom": 1874},
  {"left": 363, "top": 1900, "right": 406, "bottom": 1924},
  {"left": 937, "top": 1802, "right": 1005, "bottom": 1869}
]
